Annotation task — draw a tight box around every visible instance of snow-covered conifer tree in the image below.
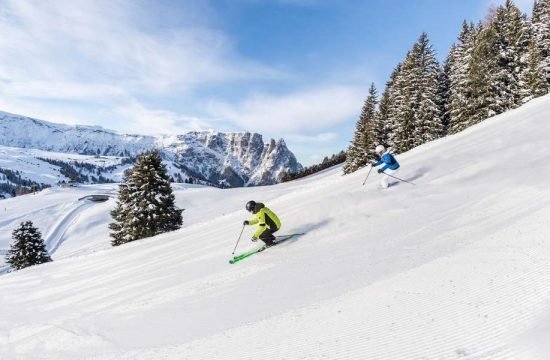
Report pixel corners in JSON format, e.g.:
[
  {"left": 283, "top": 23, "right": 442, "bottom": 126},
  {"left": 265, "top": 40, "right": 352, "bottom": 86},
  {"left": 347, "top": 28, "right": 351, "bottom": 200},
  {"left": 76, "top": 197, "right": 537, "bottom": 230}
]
[
  {"left": 524, "top": 36, "right": 548, "bottom": 98},
  {"left": 109, "top": 150, "right": 183, "bottom": 246},
  {"left": 411, "top": 33, "right": 444, "bottom": 146},
  {"left": 5, "top": 221, "right": 51, "bottom": 270},
  {"left": 468, "top": 22, "right": 500, "bottom": 126},
  {"left": 373, "top": 88, "right": 392, "bottom": 147},
  {"left": 491, "top": 0, "right": 531, "bottom": 107},
  {"left": 448, "top": 22, "right": 477, "bottom": 134},
  {"left": 389, "top": 33, "right": 443, "bottom": 151},
  {"left": 388, "top": 58, "right": 415, "bottom": 152},
  {"left": 383, "top": 63, "right": 403, "bottom": 151},
  {"left": 438, "top": 52, "right": 453, "bottom": 134},
  {"left": 343, "top": 83, "right": 378, "bottom": 174},
  {"left": 532, "top": 0, "right": 550, "bottom": 92}
]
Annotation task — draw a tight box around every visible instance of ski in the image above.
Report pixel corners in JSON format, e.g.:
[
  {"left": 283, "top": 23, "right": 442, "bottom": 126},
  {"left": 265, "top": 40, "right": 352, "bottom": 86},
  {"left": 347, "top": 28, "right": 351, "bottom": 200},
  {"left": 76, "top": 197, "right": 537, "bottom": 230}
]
[
  {"left": 229, "top": 233, "right": 305, "bottom": 264},
  {"left": 229, "top": 245, "right": 266, "bottom": 264}
]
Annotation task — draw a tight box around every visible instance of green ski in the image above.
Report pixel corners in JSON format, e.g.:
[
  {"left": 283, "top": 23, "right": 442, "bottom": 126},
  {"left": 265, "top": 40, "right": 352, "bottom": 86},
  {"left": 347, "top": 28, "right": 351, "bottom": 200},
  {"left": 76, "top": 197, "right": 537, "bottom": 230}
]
[
  {"left": 229, "top": 245, "right": 266, "bottom": 264},
  {"left": 229, "top": 233, "right": 305, "bottom": 264}
]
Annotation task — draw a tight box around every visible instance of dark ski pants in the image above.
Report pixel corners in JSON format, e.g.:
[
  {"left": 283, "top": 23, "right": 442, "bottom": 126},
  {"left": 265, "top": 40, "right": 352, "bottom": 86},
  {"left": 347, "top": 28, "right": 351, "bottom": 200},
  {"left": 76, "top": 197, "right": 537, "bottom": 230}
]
[{"left": 259, "top": 227, "right": 279, "bottom": 246}]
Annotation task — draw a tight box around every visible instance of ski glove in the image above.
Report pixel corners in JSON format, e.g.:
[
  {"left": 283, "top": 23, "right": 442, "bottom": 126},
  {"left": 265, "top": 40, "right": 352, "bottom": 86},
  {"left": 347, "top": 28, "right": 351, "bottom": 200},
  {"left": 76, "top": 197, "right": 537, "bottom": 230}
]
[
  {"left": 243, "top": 220, "right": 249, "bottom": 225},
  {"left": 377, "top": 169, "right": 383, "bottom": 174}
]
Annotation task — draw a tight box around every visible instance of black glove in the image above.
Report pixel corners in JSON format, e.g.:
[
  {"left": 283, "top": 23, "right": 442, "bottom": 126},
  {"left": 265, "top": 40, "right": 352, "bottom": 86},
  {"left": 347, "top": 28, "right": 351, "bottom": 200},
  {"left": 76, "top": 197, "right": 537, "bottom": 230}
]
[
  {"left": 377, "top": 169, "right": 383, "bottom": 174},
  {"left": 243, "top": 220, "right": 249, "bottom": 225}
]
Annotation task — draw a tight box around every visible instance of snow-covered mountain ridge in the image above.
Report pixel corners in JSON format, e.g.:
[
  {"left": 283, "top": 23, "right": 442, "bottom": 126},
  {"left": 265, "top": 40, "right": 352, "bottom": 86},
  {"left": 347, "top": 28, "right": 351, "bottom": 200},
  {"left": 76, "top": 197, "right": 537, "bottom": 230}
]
[{"left": 0, "top": 111, "right": 302, "bottom": 187}]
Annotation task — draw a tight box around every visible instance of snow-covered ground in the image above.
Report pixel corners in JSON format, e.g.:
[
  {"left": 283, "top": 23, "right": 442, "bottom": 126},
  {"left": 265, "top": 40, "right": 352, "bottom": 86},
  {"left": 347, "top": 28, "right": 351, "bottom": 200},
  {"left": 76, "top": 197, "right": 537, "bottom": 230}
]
[
  {"left": 1, "top": 95, "right": 550, "bottom": 359},
  {"left": 0, "top": 145, "right": 130, "bottom": 187}
]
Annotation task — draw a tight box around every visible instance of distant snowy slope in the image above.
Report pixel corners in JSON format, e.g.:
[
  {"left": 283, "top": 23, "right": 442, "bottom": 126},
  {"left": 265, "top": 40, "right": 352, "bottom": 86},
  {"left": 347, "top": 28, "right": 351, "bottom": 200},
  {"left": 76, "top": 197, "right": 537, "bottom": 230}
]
[
  {"left": 0, "top": 145, "right": 130, "bottom": 186},
  {"left": 0, "top": 111, "right": 154, "bottom": 156},
  {"left": 0, "top": 95, "right": 550, "bottom": 359},
  {"left": 0, "top": 111, "right": 302, "bottom": 187}
]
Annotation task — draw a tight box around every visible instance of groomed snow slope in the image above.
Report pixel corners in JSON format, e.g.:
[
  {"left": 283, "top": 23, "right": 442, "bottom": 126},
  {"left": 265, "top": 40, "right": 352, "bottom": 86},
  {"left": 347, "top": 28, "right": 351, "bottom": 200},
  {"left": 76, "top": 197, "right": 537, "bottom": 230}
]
[{"left": 1, "top": 96, "right": 550, "bottom": 359}]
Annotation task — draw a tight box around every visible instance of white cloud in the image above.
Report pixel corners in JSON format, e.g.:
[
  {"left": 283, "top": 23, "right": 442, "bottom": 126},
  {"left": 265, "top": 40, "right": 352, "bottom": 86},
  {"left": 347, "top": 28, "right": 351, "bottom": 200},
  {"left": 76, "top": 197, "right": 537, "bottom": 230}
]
[
  {"left": 1, "top": 81, "right": 125, "bottom": 100},
  {"left": 286, "top": 132, "right": 338, "bottom": 143},
  {"left": 0, "top": 0, "right": 278, "bottom": 95},
  {"left": 0, "top": 0, "right": 279, "bottom": 124},
  {"left": 0, "top": 92, "right": 211, "bottom": 137},
  {"left": 0, "top": 96, "right": 104, "bottom": 127},
  {"left": 0, "top": 0, "right": 364, "bottom": 149},
  {"left": 112, "top": 100, "right": 212, "bottom": 135},
  {"left": 209, "top": 85, "right": 364, "bottom": 135}
]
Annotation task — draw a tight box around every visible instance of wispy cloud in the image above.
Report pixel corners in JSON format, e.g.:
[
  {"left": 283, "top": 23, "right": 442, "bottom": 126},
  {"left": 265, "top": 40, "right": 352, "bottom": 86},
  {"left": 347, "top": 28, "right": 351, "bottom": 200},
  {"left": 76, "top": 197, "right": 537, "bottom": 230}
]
[
  {"left": 209, "top": 85, "right": 364, "bottom": 135},
  {"left": 0, "top": 0, "right": 281, "bottom": 133},
  {"left": 0, "top": 0, "right": 276, "bottom": 94},
  {"left": 112, "top": 100, "right": 213, "bottom": 135},
  {"left": 286, "top": 132, "right": 338, "bottom": 143}
]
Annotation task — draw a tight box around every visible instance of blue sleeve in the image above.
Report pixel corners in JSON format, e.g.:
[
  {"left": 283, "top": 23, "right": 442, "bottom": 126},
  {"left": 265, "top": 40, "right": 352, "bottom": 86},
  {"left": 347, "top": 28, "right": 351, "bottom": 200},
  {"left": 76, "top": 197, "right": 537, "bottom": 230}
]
[
  {"left": 373, "top": 159, "right": 383, "bottom": 167},
  {"left": 378, "top": 154, "right": 391, "bottom": 172}
]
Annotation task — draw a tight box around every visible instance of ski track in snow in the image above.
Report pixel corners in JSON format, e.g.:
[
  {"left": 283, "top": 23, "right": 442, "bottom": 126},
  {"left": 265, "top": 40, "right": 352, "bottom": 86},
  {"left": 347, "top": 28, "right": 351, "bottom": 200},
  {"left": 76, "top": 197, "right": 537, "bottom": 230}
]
[
  {"left": 1, "top": 95, "right": 550, "bottom": 359},
  {"left": 0, "top": 189, "right": 114, "bottom": 273},
  {"left": 44, "top": 201, "right": 96, "bottom": 255}
]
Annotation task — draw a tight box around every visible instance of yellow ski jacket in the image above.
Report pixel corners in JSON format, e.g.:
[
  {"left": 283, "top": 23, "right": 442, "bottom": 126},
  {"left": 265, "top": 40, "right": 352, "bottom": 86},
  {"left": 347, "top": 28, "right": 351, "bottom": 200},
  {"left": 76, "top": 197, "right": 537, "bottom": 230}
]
[{"left": 247, "top": 204, "right": 281, "bottom": 238}]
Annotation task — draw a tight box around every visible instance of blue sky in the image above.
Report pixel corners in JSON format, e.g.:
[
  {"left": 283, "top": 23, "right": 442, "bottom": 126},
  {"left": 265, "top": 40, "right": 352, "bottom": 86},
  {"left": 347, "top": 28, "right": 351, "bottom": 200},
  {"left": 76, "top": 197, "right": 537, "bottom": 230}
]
[{"left": 0, "top": 0, "right": 534, "bottom": 165}]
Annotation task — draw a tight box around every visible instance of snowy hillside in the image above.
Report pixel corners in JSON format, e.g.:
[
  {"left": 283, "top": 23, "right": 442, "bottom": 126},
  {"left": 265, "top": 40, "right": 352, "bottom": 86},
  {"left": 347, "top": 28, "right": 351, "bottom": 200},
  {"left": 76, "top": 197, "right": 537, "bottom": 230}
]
[
  {"left": 0, "top": 145, "right": 131, "bottom": 188},
  {"left": 0, "top": 111, "right": 302, "bottom": 188},
  {"left": 1, "top": 96, "right": 550, "bottom": 359}
]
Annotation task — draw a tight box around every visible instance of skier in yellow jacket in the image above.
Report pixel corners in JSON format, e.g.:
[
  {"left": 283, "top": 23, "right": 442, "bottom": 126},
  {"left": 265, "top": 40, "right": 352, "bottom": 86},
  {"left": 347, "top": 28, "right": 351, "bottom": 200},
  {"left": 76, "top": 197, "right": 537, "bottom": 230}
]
[{"left": 243, "top": 200, "right": 281, "bottom": 247}]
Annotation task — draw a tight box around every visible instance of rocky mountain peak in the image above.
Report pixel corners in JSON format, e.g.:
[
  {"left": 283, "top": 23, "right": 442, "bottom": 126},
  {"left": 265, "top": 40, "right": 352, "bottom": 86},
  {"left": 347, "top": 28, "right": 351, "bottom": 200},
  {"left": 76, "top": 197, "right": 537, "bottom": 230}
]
[{"left": 0, "top": 111, "right": 302, "bottom": 187}]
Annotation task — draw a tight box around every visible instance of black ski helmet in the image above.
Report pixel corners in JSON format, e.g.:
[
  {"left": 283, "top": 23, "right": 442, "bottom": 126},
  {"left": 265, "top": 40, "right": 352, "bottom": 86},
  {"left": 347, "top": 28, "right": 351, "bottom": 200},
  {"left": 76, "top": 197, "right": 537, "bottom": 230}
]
[{"left": 246, "top": 200, "right": 256, "bottom": 213}]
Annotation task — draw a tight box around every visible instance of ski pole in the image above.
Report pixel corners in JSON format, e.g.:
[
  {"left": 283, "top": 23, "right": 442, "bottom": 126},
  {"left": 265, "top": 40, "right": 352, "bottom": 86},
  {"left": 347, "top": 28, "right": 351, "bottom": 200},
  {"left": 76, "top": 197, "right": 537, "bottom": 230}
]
[
  {"left": 232, "top": 224, "right": 246, "bottom": 255},
  {"left": 362, "top": 165, "right": 373, "bottom": 186},
  {"left": 381, "top": 171, "right": 416, "bottom": 186}
]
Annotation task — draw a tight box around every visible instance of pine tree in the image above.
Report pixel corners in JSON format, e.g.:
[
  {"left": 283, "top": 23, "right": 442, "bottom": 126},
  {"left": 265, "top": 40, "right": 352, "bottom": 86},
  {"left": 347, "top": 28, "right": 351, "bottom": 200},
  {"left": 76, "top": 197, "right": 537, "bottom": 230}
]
[
  {"left": 383, "top": 63, "right": 403, "bottom": 151},
  {"left": 448, "top": 22, "right": 477, "bottom": 134},
  {"left": 343, "top": 114, "right": 368, "bottom": 174},
  {"left": 388, "top": 58, "right": 416, "bottom": 151},
  {"left": 343, "top": 83, "right": 378, "bottom": 174},
  {"left": 109, "top": 150, "right": 183, "bottom": 246},
  {"left": 438, "top": 51, "right": 453, "bottom": 134},
  {"left": 468, "top": 21, "right": 501, "bottom": 126},
  {"left": 373, "top": 88, "right": 392, "bottom": 147},
  {"left": 364, "top": 83, "right": 379, "bottom": 148},
  {"left": 532, "top": 0, "right": 550, "bottom": 92},
  {"left": 411, "top": 33, "right": 444, "bottom": 146},
  {"left": 491, "top": 0, "right": 531, "bottom": 107},
  {"left": 5, "top": 221, "right": 52, "bottom": 270},
  {"left": 389, "top": 33, "right": 443, "bottom": 151},
  {"left": 524, "top": 36, "right": 547, "bottom": 97}
]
